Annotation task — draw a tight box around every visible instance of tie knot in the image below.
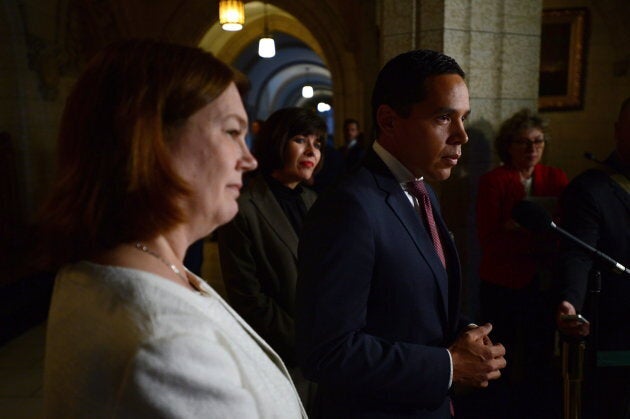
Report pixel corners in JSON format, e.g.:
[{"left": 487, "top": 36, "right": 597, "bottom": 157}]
[{"left": 406, "top": 180, "right": 429, "bottom": 200}]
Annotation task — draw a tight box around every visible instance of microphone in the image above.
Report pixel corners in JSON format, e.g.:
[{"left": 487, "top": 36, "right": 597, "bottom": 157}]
[
  {"left": 512, "top": 200, "right": 630, "bottom": 276},
  {"left": 511, "top": 200, "right": 553, "bottom": 233}
]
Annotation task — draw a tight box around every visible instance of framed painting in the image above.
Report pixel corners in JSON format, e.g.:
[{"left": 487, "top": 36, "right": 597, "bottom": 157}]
[{"left": 538, "top": 8, "right": 589, "bottom": 111}]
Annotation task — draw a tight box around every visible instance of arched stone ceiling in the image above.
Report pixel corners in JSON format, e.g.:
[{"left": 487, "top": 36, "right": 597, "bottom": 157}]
[
  {"left": 199, "top": 2, "right": 333, "bottom": 123},
  {"left": 199, "top": 2, "right": 325, "bottom": 65},
  {"left": 63, "top": 0, "right": 375, "bottom": 143}
]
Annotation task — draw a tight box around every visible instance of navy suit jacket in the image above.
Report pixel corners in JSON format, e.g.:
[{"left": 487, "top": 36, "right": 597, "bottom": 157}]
[{"left": 296, "top": 150, "right": 468, "bottom": 418}]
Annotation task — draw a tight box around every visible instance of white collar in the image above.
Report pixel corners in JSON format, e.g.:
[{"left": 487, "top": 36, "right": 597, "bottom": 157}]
[{"left": 373, "top": 140, "right": 423, "bottom": 186}]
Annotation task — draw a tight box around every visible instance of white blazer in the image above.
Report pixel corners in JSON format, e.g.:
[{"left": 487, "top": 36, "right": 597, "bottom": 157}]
[{"left": 44, "top": 261, "right": 306, "bottom": 418}]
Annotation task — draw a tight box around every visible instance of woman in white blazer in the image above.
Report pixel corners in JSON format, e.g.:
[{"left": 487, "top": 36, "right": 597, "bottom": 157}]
[{"left": 38, "top": 39, "right": 306, "bottom": 418}]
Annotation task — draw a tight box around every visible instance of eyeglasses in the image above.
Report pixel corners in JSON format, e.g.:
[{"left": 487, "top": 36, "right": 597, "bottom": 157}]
[{"left": 511, "top": 139, "right": 546, "bottom": 148}]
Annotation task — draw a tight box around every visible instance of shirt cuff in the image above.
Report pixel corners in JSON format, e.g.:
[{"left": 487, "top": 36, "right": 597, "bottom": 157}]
[{"left": 446, "top": 348, "right": 453, "bottom": 388}]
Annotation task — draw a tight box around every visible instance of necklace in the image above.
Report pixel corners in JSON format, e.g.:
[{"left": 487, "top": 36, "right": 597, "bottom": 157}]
[{"left": 133, "top": 242, "right": 188, "bottom": 285}]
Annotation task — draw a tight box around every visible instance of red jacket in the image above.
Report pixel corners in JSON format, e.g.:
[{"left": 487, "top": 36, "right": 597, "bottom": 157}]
[{"left": 476, "top": 164, "right": 568, "bottom": 289}]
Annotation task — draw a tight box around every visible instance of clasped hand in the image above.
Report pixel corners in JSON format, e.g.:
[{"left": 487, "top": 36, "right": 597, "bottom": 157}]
[{"left": 449, "top": 323, "right": 506, "bottom": 388}]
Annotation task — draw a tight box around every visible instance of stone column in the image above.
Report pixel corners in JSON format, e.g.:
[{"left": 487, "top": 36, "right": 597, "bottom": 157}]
[
  {"left": 377, "top": 0, "right": 544, "bottom": 316},
  {"left": 379, "top": 0, "right": 542, "bottom": 128}
]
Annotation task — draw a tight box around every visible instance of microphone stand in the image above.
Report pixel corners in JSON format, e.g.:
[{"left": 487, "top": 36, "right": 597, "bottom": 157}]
[
  {"left": 512, "top": 200, "right": 629, "bottom": 418},
  {"left": 562, "top": 269, "right": 601, "bottom": 419},
  {"left": 562, "top": 332, "right": 585, "bottom": 419}
]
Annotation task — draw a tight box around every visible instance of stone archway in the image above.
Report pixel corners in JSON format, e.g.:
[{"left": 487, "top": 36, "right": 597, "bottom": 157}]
[
  {"left": 161, "top": 0, "right": 378, "bottom": 144},
  {"left": 61, "top": 0, "right": 379, "bottom": 143}
]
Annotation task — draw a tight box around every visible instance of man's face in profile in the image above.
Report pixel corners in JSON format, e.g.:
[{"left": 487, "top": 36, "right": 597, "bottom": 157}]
[{"left": 385, "top": 74, "right": 470, "bottom": 181}]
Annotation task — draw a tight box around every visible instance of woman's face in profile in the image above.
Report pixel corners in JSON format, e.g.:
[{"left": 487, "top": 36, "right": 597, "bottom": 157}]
[
  {"left": 170, "top": 82, "right": 257, "bottom": 234},
  {"left": 273, "top": 134, "right": 322, "bottom": 188},
  {"left": 507, "top": 127, "right": 545, "bottom": 171}
]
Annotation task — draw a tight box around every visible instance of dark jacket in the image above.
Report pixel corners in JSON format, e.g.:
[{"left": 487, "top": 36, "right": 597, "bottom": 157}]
[
  {"left": 558, "top": 153, "right": 630, "bottom": 350},
  {"left": 217, "top": 174, "right": 317, "bottom": 365}
]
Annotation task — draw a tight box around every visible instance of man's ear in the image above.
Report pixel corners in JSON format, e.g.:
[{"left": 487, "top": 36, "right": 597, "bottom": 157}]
[{"left": 376, "top": 104, "right": 397, "bottom": 136}]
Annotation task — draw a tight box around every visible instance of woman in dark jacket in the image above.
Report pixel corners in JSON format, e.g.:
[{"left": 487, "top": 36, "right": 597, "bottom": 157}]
[{"left": 217, "top": 107, "right": 326, "bottom": 410}]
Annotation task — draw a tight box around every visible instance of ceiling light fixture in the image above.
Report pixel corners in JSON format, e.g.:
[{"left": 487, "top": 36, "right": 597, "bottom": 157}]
[
  {"left": 219, "top": 0, "right": 245, "bottom": 31},
  {"left": 317, "top": 102, "right": 331, "bottom": 112},
  {"left": 302, "top": 67, "right": 314, "bottom": 98},
  {"left": 258, "top": 3, "right": 275, "bottom": 58}
]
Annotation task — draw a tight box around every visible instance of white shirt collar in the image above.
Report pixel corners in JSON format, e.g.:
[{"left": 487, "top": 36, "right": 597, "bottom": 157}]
[{"left": 372, "top": 140, "right": 423, "bottom": 187}]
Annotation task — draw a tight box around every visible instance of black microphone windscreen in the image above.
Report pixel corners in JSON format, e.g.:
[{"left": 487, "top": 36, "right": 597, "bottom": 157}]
[{"left": 511, "top": 200, "right": 553, "bottom": 232}]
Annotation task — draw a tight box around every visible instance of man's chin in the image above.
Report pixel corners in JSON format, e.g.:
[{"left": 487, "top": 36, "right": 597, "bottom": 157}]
[{"left": 426, "top": 169, "right": 452, "bottom": 182}]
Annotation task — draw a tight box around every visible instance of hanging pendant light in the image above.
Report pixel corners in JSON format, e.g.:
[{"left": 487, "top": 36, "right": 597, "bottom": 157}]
[
  {"left": 317, "top": 102, "right": 331, "bottom": 112},
  {"left": 258, "top": 3, "right": 275, "bottom": 58},
  {"left": 219, "top": 0, "right": 245, "bottom": 31},
  {"left": 301, "top": 85, "right": 314, "bottom": 98},
  {"left": 258, "top": 37, "right": 276, "bottom": 58},
  {"left": 302, "top": 66, "right": 314, "bottom": 98}
]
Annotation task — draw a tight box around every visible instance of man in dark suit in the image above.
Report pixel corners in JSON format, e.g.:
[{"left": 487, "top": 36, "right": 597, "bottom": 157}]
[
  {"left": 339, "top": 118, "right": 365, "bottom": 171},
  {"left": 556, "top": 97, "right": 630, "bottom": 418},
  {"left": 296, "top": 50, "right": 506, "bottom": 418}
]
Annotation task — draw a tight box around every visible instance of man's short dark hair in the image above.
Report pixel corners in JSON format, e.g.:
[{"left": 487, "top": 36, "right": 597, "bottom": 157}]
[
  {"left": 371, "top": 50, "right": 465, "bottom": 135},
  {"left": 343, "top": 118, "right": 359, "bottom": 129}
]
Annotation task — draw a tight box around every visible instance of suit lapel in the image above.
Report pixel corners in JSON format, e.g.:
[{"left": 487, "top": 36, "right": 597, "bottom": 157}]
[
  {"left": 248, "top": 175, "right": 300, "bottom": 258},
  {"left": 609, "top": 175, "right": 630, "bottom": 213},
  {"left": 602, "top": 156, "right": 630, "bottom": 213},
  {"left": 432, "top": 197, "right": 463, "bottom": 333},
  {"left": 366, "top": 152, "right": 450, "bottom": 320}
]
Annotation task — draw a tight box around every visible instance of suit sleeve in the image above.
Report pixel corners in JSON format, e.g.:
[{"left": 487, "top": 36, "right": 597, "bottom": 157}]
[
  {"left": 217, "top": 212, "right": 296, "bottom": 364},
  {"left": 296, "top": 189, "right": 451, "bottom": 408},
  {"left": 558, "top": 177, "right": 600, "bottom": 311}
]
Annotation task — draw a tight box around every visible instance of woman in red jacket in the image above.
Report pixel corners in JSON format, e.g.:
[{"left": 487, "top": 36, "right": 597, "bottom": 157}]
[{"left": 475, "top": 108, "right": 568, "bottom": 418}]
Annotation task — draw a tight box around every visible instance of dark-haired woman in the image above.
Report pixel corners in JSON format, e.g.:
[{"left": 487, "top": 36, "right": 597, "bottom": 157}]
[{"left": 217, "top": 107, "right": 325, "bottom": 410}]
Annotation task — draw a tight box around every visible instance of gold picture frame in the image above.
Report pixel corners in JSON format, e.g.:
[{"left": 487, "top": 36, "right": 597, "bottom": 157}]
[{"left": 538, "top": 8, "right": 589, "bottom": 111}]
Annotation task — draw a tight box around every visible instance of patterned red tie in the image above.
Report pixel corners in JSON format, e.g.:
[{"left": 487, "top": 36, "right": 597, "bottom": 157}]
[{"left": 406, "top": 180, "right": 446, "bottom": 268}]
